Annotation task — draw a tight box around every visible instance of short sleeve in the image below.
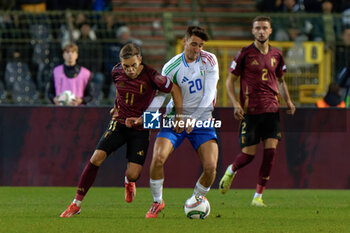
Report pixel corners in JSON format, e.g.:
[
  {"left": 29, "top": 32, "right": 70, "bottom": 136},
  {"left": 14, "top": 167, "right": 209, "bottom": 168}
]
[
  {"left": 150, "top": 69, "right": 173, "bottom": 93},
  {"left": 275, "top": 52, "right": 287, "bottom": 78},
  {"left": 229, "top": 50, "right": 244, "bottom": 77}
]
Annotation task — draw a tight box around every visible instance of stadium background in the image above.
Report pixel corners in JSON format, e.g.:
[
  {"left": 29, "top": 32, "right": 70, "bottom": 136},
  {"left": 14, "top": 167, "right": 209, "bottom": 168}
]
[{"left": 0, "top": 0, "right": 349, "bottom": 189}]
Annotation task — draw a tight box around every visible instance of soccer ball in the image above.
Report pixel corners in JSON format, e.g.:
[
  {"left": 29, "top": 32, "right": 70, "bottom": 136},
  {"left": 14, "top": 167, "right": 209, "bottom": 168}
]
[
  {"left": 58, "top": 90, "right": 76, "bottom": 105},
  {"left": 184, "top": 195, "right": 210, "bottom": 219}
]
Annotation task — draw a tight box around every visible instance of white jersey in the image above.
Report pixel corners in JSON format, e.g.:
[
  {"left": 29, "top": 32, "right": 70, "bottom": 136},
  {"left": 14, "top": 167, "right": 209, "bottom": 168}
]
[{"left": 162, "top": 50, "right": 219, "bottom": 121}]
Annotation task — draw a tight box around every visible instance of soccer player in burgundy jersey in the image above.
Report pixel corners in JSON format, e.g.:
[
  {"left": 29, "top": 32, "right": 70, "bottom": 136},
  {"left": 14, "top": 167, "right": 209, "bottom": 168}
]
[
  {"left": 60, "top": 43, "right": 182, "bottom": 217},
  {"left": 219, "top": 16, "right": 296, "bottom": 207}
]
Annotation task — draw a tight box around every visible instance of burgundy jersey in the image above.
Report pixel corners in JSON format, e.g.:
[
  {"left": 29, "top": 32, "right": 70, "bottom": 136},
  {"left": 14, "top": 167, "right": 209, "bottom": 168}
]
[
  {"left": 111, "top": 63, "right": 173, "bottom": 124},
  {"left": 229, "top": 43, "right": 286, "bottom": 114}
]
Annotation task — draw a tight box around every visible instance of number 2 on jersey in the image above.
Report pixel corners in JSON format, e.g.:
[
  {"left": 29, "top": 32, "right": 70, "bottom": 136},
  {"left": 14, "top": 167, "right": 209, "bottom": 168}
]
[
  {"left": 189, "top": 79, "right": 203, "bottom": 94},
  {"left": 241, "top": 122, "right": 247, "bottom": 134},
  {"left": 261, "top": 68, "right": 268, "bottom": 81}
]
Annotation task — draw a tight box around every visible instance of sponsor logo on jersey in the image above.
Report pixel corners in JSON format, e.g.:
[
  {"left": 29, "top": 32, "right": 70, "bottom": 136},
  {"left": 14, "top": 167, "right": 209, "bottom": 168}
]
[
  {"left": 251, "top": 59, "right": 259, "bottom": 65},
  {"left": 137, "top": 150, "right": 145, "bottom": 156},
  {"left": 182, "top": 76, "right": 189, "bottom": 83}
]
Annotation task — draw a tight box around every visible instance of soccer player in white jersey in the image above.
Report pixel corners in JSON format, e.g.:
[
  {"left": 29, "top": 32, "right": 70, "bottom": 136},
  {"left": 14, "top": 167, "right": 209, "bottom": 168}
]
[{"left": 145, "top": 26, "right": 219, "bottom": 218}]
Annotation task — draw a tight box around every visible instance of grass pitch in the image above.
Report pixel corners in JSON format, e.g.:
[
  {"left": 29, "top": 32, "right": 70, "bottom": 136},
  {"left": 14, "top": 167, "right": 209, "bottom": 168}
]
[{"left": 0, "top": 187, "right": 349, "bottom": 233}]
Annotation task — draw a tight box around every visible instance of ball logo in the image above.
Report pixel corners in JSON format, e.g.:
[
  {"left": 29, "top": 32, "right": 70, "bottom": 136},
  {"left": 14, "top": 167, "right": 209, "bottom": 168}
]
[{"left": 143, "top": 110, "right": 161, "bottom": 129}]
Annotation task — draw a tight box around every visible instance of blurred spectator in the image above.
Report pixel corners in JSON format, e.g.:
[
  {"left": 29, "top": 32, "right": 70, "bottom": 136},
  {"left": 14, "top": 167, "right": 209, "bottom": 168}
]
[
  {"left": 96, "top": 13, "right": 123, "bottom": 39},
  {"left": 305, "top": 0, "right": 349, "bottom": 13},
  {"left": 4, "top": 49, "right": 32, "bottom": 92},
  {"left": 95, "top": 14, "right": 123, "bottom": 97},
  {"left": 280, "top": 0, "right": 304, "bottom": 12},
  {"left": 117, "top": 26, "right": 142, "bottom": 46},
  {"left": 256, "top": 0, "right": 283, "bottom": 12},
  {"left": 47, "top": 0, "right": 91, "bottom": 10},
  {"left": 273, "top": 0, "right": 311, "bottom": 41},
  {"left": 0, "top": 13, "right": 32, "bottom": 82},
  {"left": 18, "top": 0, "right": 46, "bottom": 12},
  {"left": 103, "top": 25, "right": 142, "bottom": 96},
  {"left": 4, "top": 49, "right": 40, "bottom": 105},
  {"left": 0, "top": 0, "right": 16, "bottom": 10},
  {"left": 333, "top": 0, "right": 350, "bottom": 12},
  {"left": 336, "top": 28, "right": 350, "bottom": 76},
  {"left": 76, "top": 22, "right": 105, "bottom": 104},
  {"left": 303, "top": 0, "right": 322, "bottom": 12},
  {"left": 48, "top": 43, "right": 93, "bottom": 106},
  {"left": 311, "top": 0, "right": 341, "bottom": 43},
  {"left": 76, "top": 23, "right": 103, "bottom": 74},
  {"left": 61, "top": 13, "right": 97, "bottom": 48},
  {"left": 93, "top": 0, "right": 112, "bottom": 11},
  {"left": 336, "top": 28, "right": 350, "bottom": 105},
  {"left": 316, "top": 82, "right": 345, "bottom": 108},
  {"left": 341, "top": 3, "right": 350, "bottom": 29}
]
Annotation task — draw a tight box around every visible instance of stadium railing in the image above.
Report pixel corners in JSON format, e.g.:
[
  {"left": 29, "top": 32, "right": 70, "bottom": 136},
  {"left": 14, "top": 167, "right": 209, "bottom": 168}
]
[{"left": 0, "top": 11, "right": 346, "bottom": 106}]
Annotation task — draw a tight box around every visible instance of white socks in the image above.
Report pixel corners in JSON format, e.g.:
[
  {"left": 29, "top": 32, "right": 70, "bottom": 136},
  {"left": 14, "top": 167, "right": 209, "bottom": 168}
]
[
  {"left": 73, "top": 199, "right": 82, "bottom": 207},
  {"left": 227, "top": 164, "right": 236, "bottom": 175},
  {"left": 253, "top": 192, "right": 262, "bottom": 199},
  {"left": 150, "top": 178, "right": 164, "bottom": 203},
  {"left": 150, "top": 179, "right": 211, "bottom": 202},
  {"left": 193, "top": 180, "right": 210, "bottom": 196}
]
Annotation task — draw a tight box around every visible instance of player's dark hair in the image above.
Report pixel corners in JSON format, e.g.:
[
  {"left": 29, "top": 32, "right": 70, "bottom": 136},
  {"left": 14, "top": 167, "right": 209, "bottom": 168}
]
[
  {"left": 185, "top": 26, "right": 209, "bottom": 41},
  {"left": 120, "top": 43, "right": 141, "bottom": 59},
  {"left": 252, "top": 16, "right": 271, "bottom": 26}
]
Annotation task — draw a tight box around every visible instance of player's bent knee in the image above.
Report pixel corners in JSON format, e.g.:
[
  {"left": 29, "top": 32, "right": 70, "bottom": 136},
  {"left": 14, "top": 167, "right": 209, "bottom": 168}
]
[
  {"left": 90, "top": 150, "right": 107, "bottom": 166},
  {"left": 126, "top": 173, "right": 140, "bottom": 182}
]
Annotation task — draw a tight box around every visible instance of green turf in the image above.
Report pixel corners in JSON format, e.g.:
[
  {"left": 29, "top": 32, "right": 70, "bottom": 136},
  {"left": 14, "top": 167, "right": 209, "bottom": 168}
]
[{"left": 0, "top": 187, "right": 349, "bottom": 233}]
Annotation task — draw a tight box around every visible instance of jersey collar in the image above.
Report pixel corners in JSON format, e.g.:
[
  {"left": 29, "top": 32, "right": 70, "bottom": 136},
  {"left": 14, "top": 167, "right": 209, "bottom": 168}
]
[{"left": 182, "top": 52, "right": 201, "bottom": 68}]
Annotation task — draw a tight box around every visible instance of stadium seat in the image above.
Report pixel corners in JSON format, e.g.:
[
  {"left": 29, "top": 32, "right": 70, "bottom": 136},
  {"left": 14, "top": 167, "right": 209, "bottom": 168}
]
[
  {"left": 108, "top": 82, "right": 117, "bottom": 104},
  {"left": 11, "top": 79, "right": 40, "bottom": 105},
  {"left": 36, "top": 62, "right": 55, "bottom": 96},
  {"left": 30, "top": 24, "right": 51, "bottom": 66},
  {"left": 4, "top": 62, "right": 33, "bottom": 91},
  {"left": 0, "top": 80, "right": 8, "bottom": 104},
  {"left": 87, "top": 82, "right": 104, "bottom": 106}
]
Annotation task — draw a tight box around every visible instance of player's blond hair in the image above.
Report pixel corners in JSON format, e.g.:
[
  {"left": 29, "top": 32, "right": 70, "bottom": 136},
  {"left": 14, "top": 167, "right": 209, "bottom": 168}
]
[{"left": 62, "top": 43, "right": 78, "bottom": 53}]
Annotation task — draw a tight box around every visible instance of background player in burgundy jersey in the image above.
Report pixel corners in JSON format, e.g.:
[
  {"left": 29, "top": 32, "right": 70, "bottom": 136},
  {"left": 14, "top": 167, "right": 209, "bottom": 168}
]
[
  {"left": 60, "top": 43, "right": 182, "bottom": 217},
  {"left": 219, "top": 16, "right": 295, "bottom": 206}
]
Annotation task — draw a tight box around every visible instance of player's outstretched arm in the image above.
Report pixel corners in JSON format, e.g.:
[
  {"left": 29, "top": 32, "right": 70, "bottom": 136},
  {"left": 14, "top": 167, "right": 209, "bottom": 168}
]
[
  {"left": 278, "top": 75, "right": 296, "bottom": 115},
  {"left": 226, "top": 73, "right": 244, "bottom": 120}
]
